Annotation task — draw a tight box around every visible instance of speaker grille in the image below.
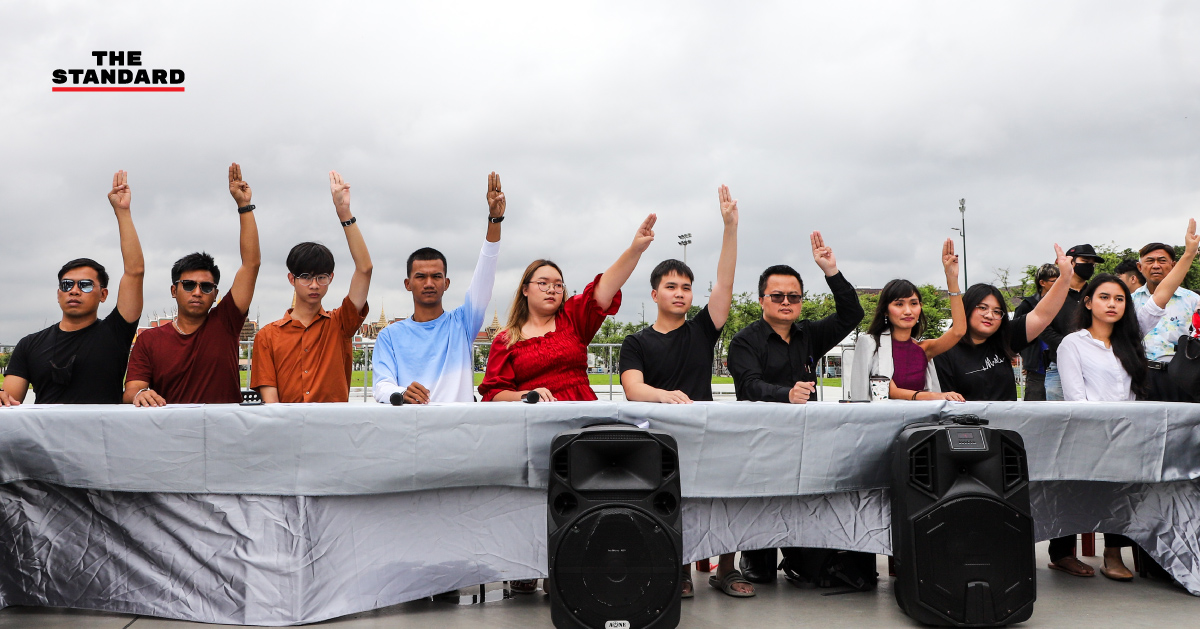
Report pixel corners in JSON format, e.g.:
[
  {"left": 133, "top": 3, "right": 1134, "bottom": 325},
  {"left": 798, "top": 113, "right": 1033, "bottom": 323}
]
[
  {"left": 553, "top": 507, "right": 679, "bottom": 626},
  {"left": 1001, "top": 440, "right": 1026, "bottom": 491},
  {"left": 909, "top": 440, "right": 936, "bottom": 494}
]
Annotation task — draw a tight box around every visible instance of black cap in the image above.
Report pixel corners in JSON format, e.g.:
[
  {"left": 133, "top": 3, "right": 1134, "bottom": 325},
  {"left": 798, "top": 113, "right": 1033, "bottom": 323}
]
[{"left": 1065, "top": 244, "right": 1104, "bottom": 263}]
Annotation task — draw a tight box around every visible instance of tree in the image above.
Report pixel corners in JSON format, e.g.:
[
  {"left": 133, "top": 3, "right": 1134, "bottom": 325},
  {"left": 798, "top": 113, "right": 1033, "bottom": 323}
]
[{"left": 0, "top": 352, "right": 9, "bottom": 375}]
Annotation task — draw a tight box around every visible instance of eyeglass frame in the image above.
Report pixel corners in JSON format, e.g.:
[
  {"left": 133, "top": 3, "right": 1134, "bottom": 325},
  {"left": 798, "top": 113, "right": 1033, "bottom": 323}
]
[
  {"left": 59, "top": 279, "right": 97, "bottom": 293},
  {"left": 973, "top": 303, "right": 1006, "bottom": 319},
  {"left": 293, "top": 273, "right": 334, "bottom": 286},
  {"left": 763, "top": 292, "right": 803, "bottom": 304},
  {"left": 526, "top": 280, "right": 566, "bottom": 294},
  {"left": 174, "top": 280, "right": 219, "bottom": 294}
]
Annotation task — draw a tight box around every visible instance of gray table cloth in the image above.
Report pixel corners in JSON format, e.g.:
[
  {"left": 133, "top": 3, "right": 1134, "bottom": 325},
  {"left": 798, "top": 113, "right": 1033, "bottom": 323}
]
[{"left": 0, "top": 400, "right": 1197, "bottom": 625}]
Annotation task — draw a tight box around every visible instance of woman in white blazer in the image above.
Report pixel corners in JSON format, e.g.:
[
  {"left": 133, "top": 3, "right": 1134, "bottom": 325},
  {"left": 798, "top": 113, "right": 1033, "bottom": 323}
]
[{"left": 850, "top": 239, "right": 966, "bottom": 402}]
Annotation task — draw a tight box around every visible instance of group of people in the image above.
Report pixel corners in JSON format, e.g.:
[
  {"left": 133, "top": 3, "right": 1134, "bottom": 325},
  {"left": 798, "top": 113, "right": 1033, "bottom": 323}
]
[{"left": 1, "top": 165, "right": 1198, "bottom": 598}]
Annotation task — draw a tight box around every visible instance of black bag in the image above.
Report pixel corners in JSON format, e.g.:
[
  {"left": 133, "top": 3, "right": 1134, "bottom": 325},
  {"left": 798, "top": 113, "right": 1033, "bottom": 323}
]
[
  {"left": 779, "top": 548, "right": 878, "bottom": 591},
  {"left": 1168, "top": 335, "right": 1200, "bottom": 402}
]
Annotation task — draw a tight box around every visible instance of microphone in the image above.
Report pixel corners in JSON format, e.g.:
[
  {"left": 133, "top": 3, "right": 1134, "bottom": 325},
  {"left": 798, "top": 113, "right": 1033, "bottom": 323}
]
[
  {"left": 390, "top": 392, "right": 406, "bottom": 406},
  {"left": 523, "top": 390, "right": 540, "bottom": 404}
]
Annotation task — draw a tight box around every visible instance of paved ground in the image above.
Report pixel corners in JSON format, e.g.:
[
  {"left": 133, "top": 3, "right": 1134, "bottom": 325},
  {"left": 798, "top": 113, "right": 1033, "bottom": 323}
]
[{"left": 1, "top": 542, "right": 1195, "bottom": 628}]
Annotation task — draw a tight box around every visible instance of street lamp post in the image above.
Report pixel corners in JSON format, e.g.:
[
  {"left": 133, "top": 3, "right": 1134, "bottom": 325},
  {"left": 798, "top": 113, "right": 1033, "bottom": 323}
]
[
  {"left": 677, "top": 233, "right": 692, "bottom": 263},
  {"left": 951, "top": 199, "right": 967, "bottom": 287}
]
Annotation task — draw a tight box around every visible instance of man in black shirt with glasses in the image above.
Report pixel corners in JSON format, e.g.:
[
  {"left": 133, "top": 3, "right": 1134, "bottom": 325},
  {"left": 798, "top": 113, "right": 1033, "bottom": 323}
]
[
  {"left": 1, "top": 171, "right": 145, "bottom": 406},
  {"left": 727, "top": 231, "right": 864, "bottom": 582}
]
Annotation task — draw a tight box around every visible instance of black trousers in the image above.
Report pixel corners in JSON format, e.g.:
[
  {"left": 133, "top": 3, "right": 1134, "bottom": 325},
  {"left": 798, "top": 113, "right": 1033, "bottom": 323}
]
[
  {"left": 1145, "top": 366, "right": 1194, "bottom": 402},
  {"left": 1023, "top": 371, "right": 1046, "bottom": 401},
  {"left": 1048, "top": 533, "right": 1134, "bottom": 562}
]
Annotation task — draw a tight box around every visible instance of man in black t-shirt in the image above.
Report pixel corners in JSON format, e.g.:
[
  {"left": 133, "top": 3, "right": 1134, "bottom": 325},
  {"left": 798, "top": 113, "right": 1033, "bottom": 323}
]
[
  {"left": 619, "top": 185, "right": 751, "bottom": 598},
  {"left": 1, "top": 171, "right": 145, "bottom": 406}
]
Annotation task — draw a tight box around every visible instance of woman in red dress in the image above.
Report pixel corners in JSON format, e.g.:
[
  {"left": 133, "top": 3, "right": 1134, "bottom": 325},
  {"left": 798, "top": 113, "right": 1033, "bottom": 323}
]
[{"left": 479, "top": 214, "right": 657, "bottom": 403}]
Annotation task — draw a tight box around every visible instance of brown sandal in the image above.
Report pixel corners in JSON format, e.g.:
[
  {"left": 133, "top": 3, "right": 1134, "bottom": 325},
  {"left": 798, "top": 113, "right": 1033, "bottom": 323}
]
[{"left": 1048, "top": 557, "right": 1094, "bottom": 577}]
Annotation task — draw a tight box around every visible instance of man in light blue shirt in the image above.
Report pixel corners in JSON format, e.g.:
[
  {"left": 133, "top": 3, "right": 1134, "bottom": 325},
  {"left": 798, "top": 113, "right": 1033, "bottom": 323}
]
[
  {"left": 372, "top": 173, "right": 505, "bottom": 404},
  {"left": 1132, "top": 238, "right": 1200, "bottom": 402}
]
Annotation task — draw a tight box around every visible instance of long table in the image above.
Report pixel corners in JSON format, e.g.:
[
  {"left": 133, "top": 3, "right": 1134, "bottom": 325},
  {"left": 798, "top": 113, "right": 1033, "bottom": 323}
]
[{"left": 0, "top": 401, "right": 1197, "bottom": 625}]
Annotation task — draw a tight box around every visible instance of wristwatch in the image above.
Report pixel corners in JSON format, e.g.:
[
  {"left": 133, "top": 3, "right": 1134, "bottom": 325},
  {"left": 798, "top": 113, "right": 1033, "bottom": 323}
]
[
  {"left": 341, "top": 216, "right": 357, "bottom": 227},
  {"left": 237, "top": 204, "right": 256, "bottom": 214},
  {"left": 489, "top": 215, "right": 505, "bottom": 224}
]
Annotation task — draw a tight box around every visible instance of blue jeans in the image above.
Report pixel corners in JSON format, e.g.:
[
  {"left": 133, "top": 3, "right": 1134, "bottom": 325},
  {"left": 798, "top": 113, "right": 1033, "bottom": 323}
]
[{"left": 1044, "top": 362, "right": 1063, "bottom": 401}]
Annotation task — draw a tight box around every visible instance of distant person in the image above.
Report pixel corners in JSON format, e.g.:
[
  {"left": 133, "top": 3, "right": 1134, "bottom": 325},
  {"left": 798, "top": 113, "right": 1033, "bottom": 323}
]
[
  {"left": 1133, "top": 222, "right": 1200, "bottom": 402},
  {"left": 252, "top": 171, "right": 373, "bottom": 403},
  {"left": 1, "top": 171, "right": 145, "bottom": 406},
  {"left": 619, "top": 186, "right": 750, "bottom": 598},
  {"left": 123, "top": 163, "right": 261, "bottom": 406},
  {"left": 727, "top": 232, "right": 865, "bottom": 584},
  {"left": 849, "top": 238, "right": 966, "bottom": 402},
  {"left": 372, "top": 172, "right": 506, "bottom": 404},
  {"left": 479, "top": 214, "right": 656, "bottom": 403},
  {"left": 1013, "top": 263, "right": 1060, "bottom": 401},
  {"left": 1037, "top": 244, "right": 1104, "bottom": 400},
  {"left": 1114, "top": 259, "right": 1145, "bottom": 293},
  {"left": 934, "top": 245, "right": 1074, "bottom": 402},
  {"left": 1050, "top": 238, "right": 1196, "bottom": 580}
]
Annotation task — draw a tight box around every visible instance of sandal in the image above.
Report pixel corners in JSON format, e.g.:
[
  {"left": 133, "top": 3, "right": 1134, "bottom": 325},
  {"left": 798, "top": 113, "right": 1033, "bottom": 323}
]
[
  {"left": 680, "top": 570, "right": 694, "bottom": 599},
  {"left": 510, "top": 579, "right": 538, "bottom": 594},
  {"left": 708, "top": 569, "right": 756, "bottom": 598},
  {"left": 1047, "top": 557, "right": 1094, "bottom": 577}
]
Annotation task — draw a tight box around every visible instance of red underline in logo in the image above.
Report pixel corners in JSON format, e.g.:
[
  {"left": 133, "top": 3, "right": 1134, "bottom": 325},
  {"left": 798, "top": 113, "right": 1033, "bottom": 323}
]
[{"left": 52, "top": 87, "right": 185, "bottom": 92}]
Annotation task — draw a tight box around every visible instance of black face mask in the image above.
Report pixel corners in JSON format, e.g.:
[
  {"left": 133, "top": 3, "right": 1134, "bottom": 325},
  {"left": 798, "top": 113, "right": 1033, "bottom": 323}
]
[{"left": 1074, "top": 262, "right": 1095, "bottom": 280}]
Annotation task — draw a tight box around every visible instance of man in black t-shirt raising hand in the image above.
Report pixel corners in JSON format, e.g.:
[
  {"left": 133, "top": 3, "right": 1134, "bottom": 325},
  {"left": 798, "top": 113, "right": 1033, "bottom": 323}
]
[
  {"left": 1, "top": 170, "right": 145, "bottom": 406},
  {"left": 619, "top": 184, "right": 751, "bottom": 598}
]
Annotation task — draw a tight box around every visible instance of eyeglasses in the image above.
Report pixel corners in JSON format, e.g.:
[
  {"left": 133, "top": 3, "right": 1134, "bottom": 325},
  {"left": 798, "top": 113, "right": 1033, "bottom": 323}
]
[
  {"left": 765, "top": 293, "right": 803, "bottom": 304},
  {"left": 527, "top": 280, "right": 565, "bottom": 294},
  {"left": 176, "top": 280, "right": 218, "bottom": 294},
  {"left": 974, "top": 304, "right": 1005, "bottom": 319},
  {"left": 59, "top": 279, "right": 96, "bottom": 293},
  {"left": 294, "top": 273, "right": 333, "bottom": 286}
]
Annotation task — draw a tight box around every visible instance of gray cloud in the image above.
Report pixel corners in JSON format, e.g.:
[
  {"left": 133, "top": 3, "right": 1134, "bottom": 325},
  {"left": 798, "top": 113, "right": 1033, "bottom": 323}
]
[{"left": 2, "top": 1, "right": 1198, "bottom": 342}]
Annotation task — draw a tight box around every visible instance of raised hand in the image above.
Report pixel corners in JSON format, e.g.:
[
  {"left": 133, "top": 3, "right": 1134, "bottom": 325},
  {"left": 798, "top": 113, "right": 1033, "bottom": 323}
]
[
  {"left": 631, "top": 213, "right": 657, "bottom": 254},
  {"left": 108, "top": 170, "right": 131, "bottom": 212},
  {"left": 329, "top": 170, "right": 351, "bottom": 218},
  {"left": 487, "top": 172, "right": 506, "bottom": 218},
  {"left": 718, "top": 185, "right": 738, "bottom": 226},
  {"left": 941, "top": 238, "right": 959, "bottom": 278},
  {"left": 228, "top": 162, "right": 252, "bottom": 207},
  {"left": 810, "top": 231, "right": 838, "bottom": 276},
  {"left": 1184, "top": 218, "right": 1198, "bottom": 257},
  {"left": 1053, "top": 243, "right": 1074, "bottom": 279}
]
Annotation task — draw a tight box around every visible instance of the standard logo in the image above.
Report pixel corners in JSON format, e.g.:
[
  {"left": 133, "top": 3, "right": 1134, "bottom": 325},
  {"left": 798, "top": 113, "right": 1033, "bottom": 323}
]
[
  {"left": 52, "top": 51, "right": 184, "bottom": 92},
  {"left": 604, "top": 622, "right": 630, "bottom": 629}
]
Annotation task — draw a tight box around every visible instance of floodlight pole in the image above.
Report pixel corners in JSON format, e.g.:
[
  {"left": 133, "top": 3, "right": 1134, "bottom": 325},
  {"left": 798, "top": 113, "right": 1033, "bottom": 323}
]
[
  {"left": 677, "top": 233, "right": 692, "bottom": 263},
  {"left": 951, "top": 199, "right": 968, "bottom": 288}
]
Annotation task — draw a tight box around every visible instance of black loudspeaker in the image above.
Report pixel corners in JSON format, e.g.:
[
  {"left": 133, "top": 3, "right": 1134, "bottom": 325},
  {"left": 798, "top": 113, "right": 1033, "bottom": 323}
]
[
  {"left": 891, "top": 417, "right": 1036, "bottom": 627},
  {"left": 548, "top": 424, "right": 682, "bottom": 629}
]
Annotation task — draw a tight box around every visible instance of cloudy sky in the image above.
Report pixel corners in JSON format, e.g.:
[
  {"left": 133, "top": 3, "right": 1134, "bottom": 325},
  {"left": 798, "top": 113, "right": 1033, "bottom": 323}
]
[{"left": 2, "top": 2, "right": 1198, "bottom": 342}]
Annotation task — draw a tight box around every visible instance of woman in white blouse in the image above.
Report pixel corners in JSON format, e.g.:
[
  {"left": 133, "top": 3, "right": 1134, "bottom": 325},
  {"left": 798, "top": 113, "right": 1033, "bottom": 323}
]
[{"left": 1055, "top": 219, "right": 1197, "bottom": 581}]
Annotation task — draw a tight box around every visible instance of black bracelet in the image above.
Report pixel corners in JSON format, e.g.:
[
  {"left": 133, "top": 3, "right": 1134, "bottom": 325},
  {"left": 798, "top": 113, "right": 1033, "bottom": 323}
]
[
  {"left": 237, "top": 204, "right": 255, "bottom": 214},
  {"left": 488, "top": 215, "right": 504, "bottom": 224},
  {"left": 341, "top": 216, "right": 356, "bottom": 227}
]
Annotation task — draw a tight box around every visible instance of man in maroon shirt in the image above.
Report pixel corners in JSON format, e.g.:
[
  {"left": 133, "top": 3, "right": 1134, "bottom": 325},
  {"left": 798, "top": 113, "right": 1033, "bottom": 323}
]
[{"left": 124, "top": 163, "right": 262, "bottom": 405}]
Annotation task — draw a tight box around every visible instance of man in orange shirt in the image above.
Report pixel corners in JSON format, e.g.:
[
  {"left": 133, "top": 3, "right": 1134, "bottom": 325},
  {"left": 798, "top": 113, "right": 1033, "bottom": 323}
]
[{"left": 251, "top": 171, "right": 373, "bottom": 403}]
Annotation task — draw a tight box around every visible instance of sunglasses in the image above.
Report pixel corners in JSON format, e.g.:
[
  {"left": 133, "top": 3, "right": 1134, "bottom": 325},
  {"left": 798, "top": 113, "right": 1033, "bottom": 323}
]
[
  {"left": 764, "top": 293, "right": 802, "bottom": 304},
  {"left": 59, "top": 279, "right": 96, "bottom": 293},
  {"left": 175, "top": 280, "right": 218, "bottom": 294},
  {"left": 294, "top": 273, "right": 333, "bottom": 286}
]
